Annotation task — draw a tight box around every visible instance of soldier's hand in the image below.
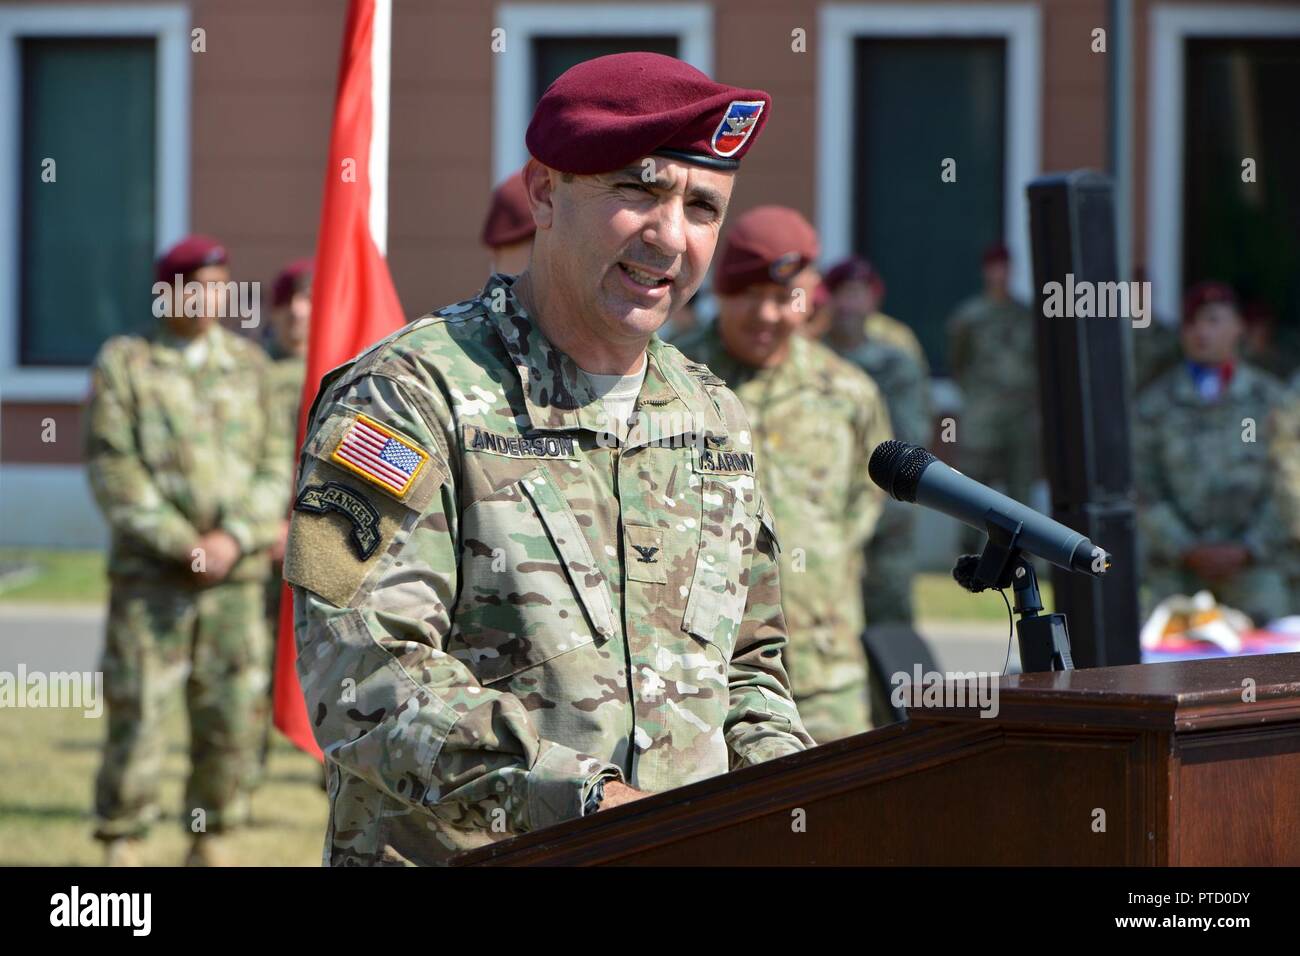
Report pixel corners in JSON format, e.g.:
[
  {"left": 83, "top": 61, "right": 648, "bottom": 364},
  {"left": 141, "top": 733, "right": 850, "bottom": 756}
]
[
  {"left": 269, "top": 519, "right": 290, "bottom": 563},
  {"left": 194, "top": 530, "right": 242, "bottom": 583},
  {"left": 598, "top": 780, "right": 651, "bottom": 810}
]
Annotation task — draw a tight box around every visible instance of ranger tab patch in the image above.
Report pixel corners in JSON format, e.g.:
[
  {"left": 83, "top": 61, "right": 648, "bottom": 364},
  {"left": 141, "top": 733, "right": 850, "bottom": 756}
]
[
  {"left": 295, "top": 481, "right": 382, "bottom": 559},
  {"left": 331, "top": 414, "right": 428, "bottom": 498}
]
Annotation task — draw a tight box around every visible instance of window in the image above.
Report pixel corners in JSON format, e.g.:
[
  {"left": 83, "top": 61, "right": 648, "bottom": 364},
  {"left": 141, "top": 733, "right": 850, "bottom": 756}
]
[
  {"left": 816, "top": 4, "right": 1041, "bottom": 379},
  {"left": 492, "top": 4, "right": 711, "bottom": 183},
  {"left": 533, "top": 36, "right": 677, "bottom": 107},
  {"left": 853, "top": 39, "right": 1007, "bottom": 374},
  {"left": 1183, "top": 38, "right": 1300, "bottom": 362},
  {"left": 20, "top": 37, "right": 157, "bottom": 366},
  {"left": 0, "top": 4, "right": 188, "bottom": 400}
]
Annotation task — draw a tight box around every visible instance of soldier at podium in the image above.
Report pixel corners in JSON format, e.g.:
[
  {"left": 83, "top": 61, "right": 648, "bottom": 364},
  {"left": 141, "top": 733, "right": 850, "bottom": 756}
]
[{"left": 285, "top": 53, "right": 813, "bottom": 866}]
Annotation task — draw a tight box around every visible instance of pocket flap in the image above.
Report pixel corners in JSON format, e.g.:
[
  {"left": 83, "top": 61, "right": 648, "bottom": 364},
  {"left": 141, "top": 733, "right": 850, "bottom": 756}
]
[{"left": 519, "top": 469, "right": 618, "bottom": 641}]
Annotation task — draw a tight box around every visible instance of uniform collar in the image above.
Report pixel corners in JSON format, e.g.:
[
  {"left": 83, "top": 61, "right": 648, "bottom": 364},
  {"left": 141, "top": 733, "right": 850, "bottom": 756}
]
[
  {"left": 691, "top": 320, "right": 813, "bottom": 389},
  {"left": 481, "top": 272, "right": 726, "bottom": 443},
  {"left": 1173, "top": 357, "right": 1251, "bottom": 403},
  {"left": 150, "top": 323, "right": 235, "bottom": 370}
]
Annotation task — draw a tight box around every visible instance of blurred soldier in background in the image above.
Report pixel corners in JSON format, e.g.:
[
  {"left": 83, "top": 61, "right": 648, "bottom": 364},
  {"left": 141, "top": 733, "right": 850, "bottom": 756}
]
[
  {"left": 947, "top": 242, "right": 1040, "bottom": 551},
  {"left": 246, "top": 257, "right": 312, "bottom": 795},
  {"left": 1241, "top": 299, "right": 1300, "bottom": 381},
  {"left": 481, "top": 169, "right": 534, "bottom": 275},
  {"left": 1271, "top": 385, "right": 1300, "bottom": 596},
  {"left": 85, "top": 235, "right": 293, "bottom": 865},
  {"left": 824, "top": 256, "right": 929, "bottom": 375},
  {"left": 823, "top": 264, "right": 931, "bottom": 628},
  {"left": 1130, "top": 266, "right": 1184, "bottom": 393},
  {"left": 1134, "top": 282, "right": 1291, "bottom": 625},
  {"left": 799, "top": 280, "right": 834, "bottom": 341},
  {"left": 674, "top": 207, "right": 892, "bottom": 743}
]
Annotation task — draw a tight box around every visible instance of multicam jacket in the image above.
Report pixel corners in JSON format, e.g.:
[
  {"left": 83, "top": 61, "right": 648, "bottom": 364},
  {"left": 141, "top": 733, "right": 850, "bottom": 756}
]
[
  {"left": 672, "top": 325, "right": 893, "bottom": 704},
  {"left": 1134, "top": 360, "right": 1291, "bottom": 566},
  {"left": 84, "top": 324, "right": 292, "bottom": 583},
  {"left": 286, "top": 274, "right": 813, "bottom": 866}
]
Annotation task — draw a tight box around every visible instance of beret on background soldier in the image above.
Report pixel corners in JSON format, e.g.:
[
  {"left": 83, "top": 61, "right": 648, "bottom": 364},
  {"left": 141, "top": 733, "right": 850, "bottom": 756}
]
[
  {"left": 1182, "top": 280, "right": 1238, "bottom": 323},
  {"left": 712, "top": 205, "right": 819, "bottom": 295},
  {"left": 155, "top": 233, "right": 228, "bottom": 282},
  {"left": 480, "top": 171, "right": 534, "bottom": 249},
  {"left": 272, "top": 257, "right": 315, "bottom": 309},
  {"left": 284, "top": 51, "right": 812, "bottom": 866}
]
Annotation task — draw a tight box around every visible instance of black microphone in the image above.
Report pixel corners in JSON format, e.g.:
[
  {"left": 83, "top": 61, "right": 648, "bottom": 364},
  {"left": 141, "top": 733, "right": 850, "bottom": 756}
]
[{"left": 868, "top": 440, "right": 1108, "bottom": 577}]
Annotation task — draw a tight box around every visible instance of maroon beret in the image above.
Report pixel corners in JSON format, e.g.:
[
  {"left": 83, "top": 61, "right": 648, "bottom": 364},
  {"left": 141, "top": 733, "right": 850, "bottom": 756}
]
[
  {"left": 981, "top": 242, "right": 1010, "bottom": 266},
  {"left": 272, "top": 257, "right": 314, "bottom": 308},
  {"left": 713, "top": 206, "right": 819, "bottom": 295},
  {"left": 813, "top": 281, "right": 831, "bottom": 310},
  {"left": 156, "top": 234, "right": 227, "bottom": 283},
  {"left": 823, "top": 256, "right": 878, "bottom": 293},
  {"left": 481, "top": 171, "right": 535, "bottom": 248},
  {"left": 1183, "top": 281, "right": 1238, "bottom": 324},
  {"left": 526, "top": 52, "right": 771, "bottom": 174}
]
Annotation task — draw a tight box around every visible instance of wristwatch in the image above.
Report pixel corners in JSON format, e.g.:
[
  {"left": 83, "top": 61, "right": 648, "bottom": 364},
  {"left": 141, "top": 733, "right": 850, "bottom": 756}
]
[{"left": 583, "top": 776, "right": 608, "bottom": 816}]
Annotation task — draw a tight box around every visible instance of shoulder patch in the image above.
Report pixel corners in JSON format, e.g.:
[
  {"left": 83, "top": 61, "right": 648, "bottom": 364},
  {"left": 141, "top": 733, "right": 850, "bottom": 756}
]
[
  {"left": 295, "top": 481, "right": 381, "bottom": 559},
  {"left": 682, "top": 360, "right": 727, "bottom": 388},
  {"left": 330, "top": 414, "right": 430, "bottom": 499}
]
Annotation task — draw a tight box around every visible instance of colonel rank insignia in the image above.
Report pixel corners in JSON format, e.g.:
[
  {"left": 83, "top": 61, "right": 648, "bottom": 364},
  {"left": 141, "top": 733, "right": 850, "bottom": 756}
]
[{"left": 331, "top": 414, "right": 428, "bottom": 498}]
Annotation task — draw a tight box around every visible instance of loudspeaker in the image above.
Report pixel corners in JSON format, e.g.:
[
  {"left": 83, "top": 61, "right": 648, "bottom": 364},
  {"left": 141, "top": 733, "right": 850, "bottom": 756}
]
[{"left": 1026, "top": 171, "right": 1142, "bottom": 667}]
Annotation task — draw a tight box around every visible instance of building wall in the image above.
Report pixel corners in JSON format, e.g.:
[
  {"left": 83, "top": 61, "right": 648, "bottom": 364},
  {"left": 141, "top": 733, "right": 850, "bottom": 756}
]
[{"left": 0, "top": 0, "right": 1199, "bottom": 549}]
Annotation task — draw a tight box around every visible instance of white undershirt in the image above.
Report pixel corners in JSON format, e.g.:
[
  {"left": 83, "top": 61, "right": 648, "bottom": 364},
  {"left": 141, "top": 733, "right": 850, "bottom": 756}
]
[
  {"left": 182, "top": 334, "right": 210, "bottom": 369},
  {"left": 579, "top": 359, "right": 647, "bottom": 444}
]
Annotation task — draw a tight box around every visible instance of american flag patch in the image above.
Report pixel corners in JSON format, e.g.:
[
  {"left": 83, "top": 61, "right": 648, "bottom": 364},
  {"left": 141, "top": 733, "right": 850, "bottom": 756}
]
[{"left": 330, "top": 414, "right": 428, "bottom": 497}]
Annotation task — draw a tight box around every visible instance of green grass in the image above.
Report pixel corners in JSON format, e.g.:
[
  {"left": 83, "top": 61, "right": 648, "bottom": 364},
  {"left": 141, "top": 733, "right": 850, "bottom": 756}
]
[
  {"left": 913, "top": 571, "right": 1054, "bottom": 623},
  {"left": 0, "top": 549, "right": 106, "bottom": 605},
  {"left": 0, "top": 702, "right": 328, "bottom": 866}
]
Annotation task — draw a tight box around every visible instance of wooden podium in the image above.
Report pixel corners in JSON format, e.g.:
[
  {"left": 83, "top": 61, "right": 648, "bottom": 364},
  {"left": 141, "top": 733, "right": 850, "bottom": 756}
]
[{"left": 453, "top": 653, "right": 1300, "bottom": 865}]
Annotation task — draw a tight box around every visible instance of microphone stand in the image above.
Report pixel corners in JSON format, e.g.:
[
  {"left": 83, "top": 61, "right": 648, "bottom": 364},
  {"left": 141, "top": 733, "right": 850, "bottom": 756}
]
[{"left": 951, "top": 511, "right": 1075, "bottom": 673}]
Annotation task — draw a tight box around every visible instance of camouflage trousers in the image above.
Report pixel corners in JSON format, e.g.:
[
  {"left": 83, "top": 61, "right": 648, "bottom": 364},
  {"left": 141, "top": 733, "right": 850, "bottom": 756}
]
[
  {"left": 93, "top": 578, "right": 270, "bottom": 840},
  {"left": 862, "top": 500, "right": 917, "bottom": 627},
  {"left": 795, "top": 680, "right": 871, "bottom": 745},
  {"left": 243, "top": 569, "right": 286, "bottom": 795},
  {"left": 1144, "top": 564, "right": 1292, "bottom": 627}
]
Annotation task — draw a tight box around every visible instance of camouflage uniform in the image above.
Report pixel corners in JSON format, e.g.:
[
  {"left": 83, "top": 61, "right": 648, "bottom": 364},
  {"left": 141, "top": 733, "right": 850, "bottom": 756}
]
[
  {"left": 673, "top": 324, "right": 892, "bottom": 744},
  {"left": 1271, "top": 387, "right": 1300, "bottom": 592},
  {"left": 865, "top": 311, "right": 930, "bottom": 375},
  {"left": 841, "top": 339, "right": 931, "bottom": 626},
  {"left": 1134, "top": 360, "right": 1292, "bottom": 624},
  {"left": 249, "top": 342, "right": 306, "bottom": 789},
  {"left": 285, "top": 274, "right": 813, "bottom": 866},
  {"left": 85, "top": 324, "right": 293, "bottom": 840},
  {"left": 1131, "top": 319, "right": 1184, "bottom": 393},
  {"left": 948, "top": 294, "right": 1041, "bottom": 551}
]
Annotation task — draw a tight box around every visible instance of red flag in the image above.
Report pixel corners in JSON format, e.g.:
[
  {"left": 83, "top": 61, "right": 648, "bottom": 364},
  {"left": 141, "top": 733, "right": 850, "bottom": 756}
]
[{"left": 273, "top": 0, "right": 404, "bottom": 759}]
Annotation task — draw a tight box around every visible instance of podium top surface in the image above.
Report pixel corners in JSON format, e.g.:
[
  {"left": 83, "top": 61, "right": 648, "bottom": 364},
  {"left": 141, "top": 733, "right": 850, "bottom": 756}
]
[{"left": 908, "top": 652, "right": 1300, "bottom": 731}]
